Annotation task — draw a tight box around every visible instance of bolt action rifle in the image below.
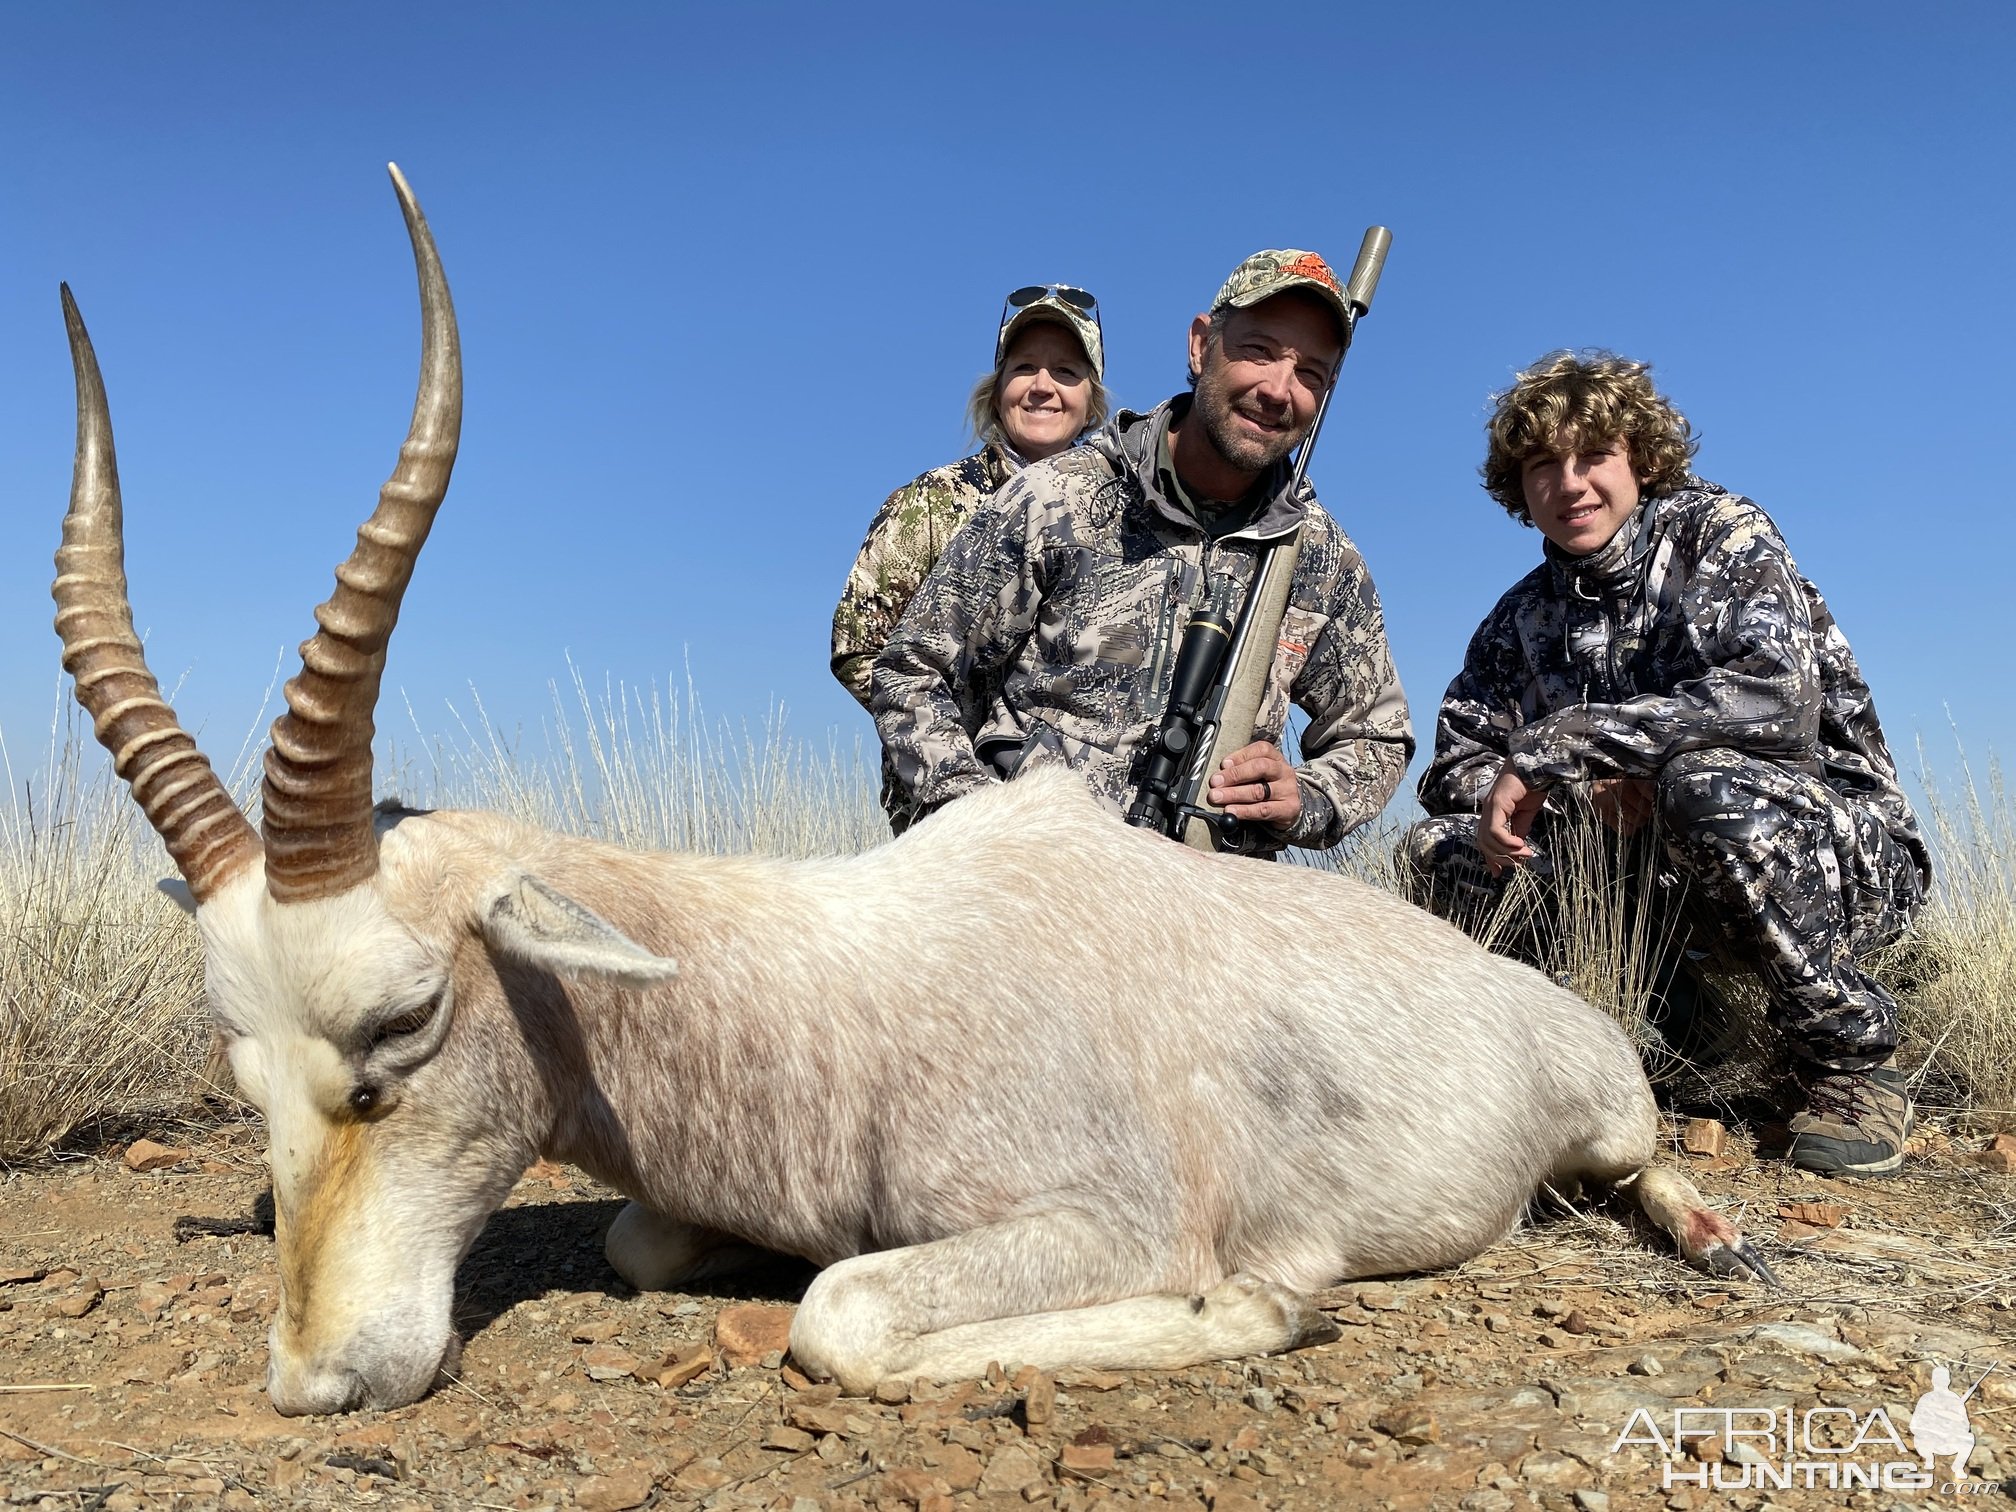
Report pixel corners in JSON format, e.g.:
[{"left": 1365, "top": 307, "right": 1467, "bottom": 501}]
[{"left": 1125, "top": 227, "right": 1391, "bottom": 851}]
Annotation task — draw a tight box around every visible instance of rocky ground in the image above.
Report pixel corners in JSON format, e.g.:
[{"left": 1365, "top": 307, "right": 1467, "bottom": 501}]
[{"left": 1, "top": 1116, "right": 2012, "bottom": 1512}]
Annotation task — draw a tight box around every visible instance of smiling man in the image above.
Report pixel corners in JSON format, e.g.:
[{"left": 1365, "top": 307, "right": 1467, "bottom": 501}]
[
  {"left": 872, "top": 249, "right": 1411, "bottom": 857},
  {"left": 1402, "top": 350, "right": 1930, "bottom": 1176}
]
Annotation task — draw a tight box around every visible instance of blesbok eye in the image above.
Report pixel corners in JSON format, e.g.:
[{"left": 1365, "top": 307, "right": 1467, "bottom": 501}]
[
  {"left": 372, "top": 999, "right": 438, "bottom": 1046},
  {"left": 350, "top": 1085, "right": 379, "bottom": 1115}
]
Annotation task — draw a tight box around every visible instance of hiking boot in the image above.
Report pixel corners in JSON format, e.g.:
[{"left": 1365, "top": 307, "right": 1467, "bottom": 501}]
[{"left": 1785, "top": 1058, "right": 1914, "bottom": 1177}]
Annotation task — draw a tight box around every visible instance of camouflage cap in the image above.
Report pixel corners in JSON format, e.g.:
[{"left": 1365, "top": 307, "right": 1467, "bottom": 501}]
[
  {"left": 997, "top": 288, "right": 1104, "bottom": 380},
  {"left": 1211, "top": 249, "right": 1349, "bottom": 333}
]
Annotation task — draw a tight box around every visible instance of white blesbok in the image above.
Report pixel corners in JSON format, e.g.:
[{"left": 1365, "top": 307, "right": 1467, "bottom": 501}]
[{"left": 54, "top": 167, "right": 1772, "bottom": 1418}]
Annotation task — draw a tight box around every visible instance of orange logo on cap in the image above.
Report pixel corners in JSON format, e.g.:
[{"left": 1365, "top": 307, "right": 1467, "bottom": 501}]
[{"left": 1281, "top": 254, "right": 1340, "bottom": 291}]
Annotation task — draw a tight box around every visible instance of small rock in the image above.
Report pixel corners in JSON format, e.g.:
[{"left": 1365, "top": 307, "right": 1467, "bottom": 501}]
[
  {"left": 1742, "top": 1323, "right": 1864, "bottom": 1363},
  {"left": 714, "top": 1303, "right": 795, "bottom": 1367},
  {"left": 1059, "top": 1441, "right": 1115, "bottom": 1475},
  {"left": 761, "top": 1425, "right": 815, "bottom": 1453},
  {"left": 1244, "top": 1386, "right": 1278, "bottom": 1412},
  {"left": 1517, "top": 1448, "right": 1584, "bottom": 1486},
  {"left": 50, "top": 1284, "right": 103, "bottom": 1319},
  {"left": 133, "top": 1277, "right": 187, "bottom": 1318},
  {"left": 1778, "top": 1201, "right": 1849, "bottom": 1227},
  {"left": 580, "top": 1344, "right": 642, "bottom": 1382},
  {"left": 1628, "top": 1354, "right": 1665, "bottom": 1376},
  {"left": 1482, "top": 1312, "right": 1513, "bottom": 1333},
  {"left": 977, "top": 1441, "right": 1045, "bottom": 1495},
  {"left": 577, "top": 1467, "right": 655, "bottom": 1510},
  {"left": 872, "top": 1376, "right": 911, "bottom": 1405},
  {"left": 1355, "top": 1282, "right": 1405, "bottom": 1311},
  {"left": 0, "top": 1266, "right": 44, "bottom": 1285},
  {"left": 883, "top": 1466, "right": 944, "bottom": 1504},
  {"left": 1572, "top": 1493, "right": 1611, "bottom": 1512},
  {"left": 1681, "top": 1119, "right": 1727, "bottom": 1158},
  {"left": 922, "top": 1443, "right": 984, "bottom": 1492},
  {"left": 784, "top": 1400, "right": 853, "bottom": 1436},
  {"left": 1054, "top": 1367, "right": 1124, "bottom": 1391},
  {"left": 1023, "top": 1372, "right": 1055, "bottom": 1426},
  {"left": 671, "top": 1458, "right": 732, "bottom": 1492},
  {"left": 1725, "top": 1436, "right": 1769, "bottom": 1468},
  {"left": 1374, "top": 1404, "right": 1439, "bottom": 1445},
  {"left": 638, "top": 1343, "right": 712, "bottom": 1389},
  {"left": 123, "top": 1138, "right": 188, "bottom": 1172},
  {"left": 571, "top": 1319, "right": 624, "bottom": 1344}
]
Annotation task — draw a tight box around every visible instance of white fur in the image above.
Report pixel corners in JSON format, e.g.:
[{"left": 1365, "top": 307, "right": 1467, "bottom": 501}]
[{"left": 190, "top": 769, "right": 1750, "bottom": 1412}]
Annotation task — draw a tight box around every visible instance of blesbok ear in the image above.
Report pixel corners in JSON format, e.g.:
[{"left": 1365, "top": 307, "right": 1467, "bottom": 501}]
[
  {"left": 480, "top": 872, "right": 681, "bottom": 987},
  {"left": 157, "top": 878, "right": 197, "bottom": 916}
]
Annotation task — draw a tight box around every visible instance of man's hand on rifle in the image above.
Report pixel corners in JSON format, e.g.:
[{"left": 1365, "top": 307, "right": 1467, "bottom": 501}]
[{"left": 1207, "top": 741, "right": 1301, "bottom": 831}]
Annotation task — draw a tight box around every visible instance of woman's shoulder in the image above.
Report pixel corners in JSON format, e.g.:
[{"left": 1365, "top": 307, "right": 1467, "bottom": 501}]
[{"left": 891, "top": 448, "right": 1001, "bottom": 502}]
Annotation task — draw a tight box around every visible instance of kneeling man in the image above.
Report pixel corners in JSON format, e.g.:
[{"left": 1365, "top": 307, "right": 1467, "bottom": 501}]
[{"left": 1404, "top": 351, "right": 1929, "bottom": 1177}]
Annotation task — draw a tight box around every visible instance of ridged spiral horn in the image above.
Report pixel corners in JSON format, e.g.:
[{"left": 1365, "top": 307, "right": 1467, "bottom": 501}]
[
  {"left": 260, "top": 163, "right": 462, "bottom": 904},
  {"left": 52, "top": 288, "right": 265, "bottom": 903}
]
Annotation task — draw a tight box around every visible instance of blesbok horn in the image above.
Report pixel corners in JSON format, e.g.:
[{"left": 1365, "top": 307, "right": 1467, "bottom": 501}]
[
  {"left": 260, "top": 162, "right": 463, "bottom": 903},
  {"left": 53, "top": 285, "right": 263, "bottom": 903}
]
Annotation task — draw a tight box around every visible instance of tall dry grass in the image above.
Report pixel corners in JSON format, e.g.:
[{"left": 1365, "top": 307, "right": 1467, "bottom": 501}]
[
  {"left": 1893, "top": 750, "right": 2016, "bottom": 1127},
  {"left": 2, "top": 677, "right": 2010, "bottom": 1157},
  {"left": 387, "top": 665, "right": 886, "bottom": 859},
  {"left": 0, "top": 707, "right": 218, "bottom": 1161}
]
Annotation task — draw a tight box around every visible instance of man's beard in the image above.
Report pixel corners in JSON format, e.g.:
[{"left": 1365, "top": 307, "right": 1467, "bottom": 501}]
[{"left": 1194, "top": 361, "right": 1304, "bottom": 476}]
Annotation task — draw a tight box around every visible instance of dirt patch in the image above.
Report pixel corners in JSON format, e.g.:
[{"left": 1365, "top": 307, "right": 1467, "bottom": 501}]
[{"left": 2, "top": 1119, "right": 2012, "bottom": 1510}]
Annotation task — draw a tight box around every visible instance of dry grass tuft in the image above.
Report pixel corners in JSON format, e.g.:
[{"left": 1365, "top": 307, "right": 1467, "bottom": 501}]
[
  {"left": 1893, "top": 750, "right": 2016, "bottom": 1128},
  {"left": 0, "top": 713, "right": 217, "bottom": 1162},
  {"left": 389, "top": 665, "right": 887, "bottom": 859}
]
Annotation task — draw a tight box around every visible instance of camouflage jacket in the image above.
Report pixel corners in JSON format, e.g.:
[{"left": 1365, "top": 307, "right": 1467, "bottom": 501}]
[
  {"left": 872, "top": 398, "right": 1413, "bottom": 854},
  {"left": 832, "top": 444, "right": 1016, "bottom": 709},
  {"left": 1419, "top": 482, "right": 1930, "bottom": 881}
]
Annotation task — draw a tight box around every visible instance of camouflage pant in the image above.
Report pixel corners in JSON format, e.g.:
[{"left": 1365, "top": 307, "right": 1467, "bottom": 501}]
[{"left": 1398, "top": 749, "right": 1922, "bottom": 1071}]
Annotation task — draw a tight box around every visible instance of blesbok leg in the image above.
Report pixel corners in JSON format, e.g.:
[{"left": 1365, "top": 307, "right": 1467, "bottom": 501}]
[
  {"left": 1553, "top": 1113, "right": 1778, "bottom": 1286},
  {"left": 788, "top": 1215, "right": 1339, "bottom": 1393},
  {"left": 604, "top": 1204, "right": 772, "bottom": 1289}
]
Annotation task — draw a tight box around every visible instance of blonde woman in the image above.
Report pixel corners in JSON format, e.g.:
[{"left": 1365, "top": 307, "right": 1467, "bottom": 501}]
[{"left": 831, "top": 286, "right": 1107, "bottom": 708}]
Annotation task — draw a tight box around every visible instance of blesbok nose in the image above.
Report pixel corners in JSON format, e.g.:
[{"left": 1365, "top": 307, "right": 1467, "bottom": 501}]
[{"left": 266, "top": 1322, "right": 460, "bottom": 1415}]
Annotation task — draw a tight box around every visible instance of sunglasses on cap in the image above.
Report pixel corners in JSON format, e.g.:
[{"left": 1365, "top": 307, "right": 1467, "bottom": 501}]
[{"left": 1000, "top": 284, "right": 1100, "bottom": 329}]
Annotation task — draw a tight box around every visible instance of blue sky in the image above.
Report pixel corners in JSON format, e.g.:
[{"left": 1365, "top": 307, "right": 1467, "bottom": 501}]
[{"left": 3, "top": 4, "right": 2010, "bottom": 816}]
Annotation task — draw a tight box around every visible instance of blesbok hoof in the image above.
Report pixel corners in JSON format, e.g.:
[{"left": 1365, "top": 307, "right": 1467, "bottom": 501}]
[
  {"left": 1702, "top": 1235, "right": 1781, "bottom": 1289},
  {"left": 1206, "top": 1274, "right": 1341, "bottom": 1354}
]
